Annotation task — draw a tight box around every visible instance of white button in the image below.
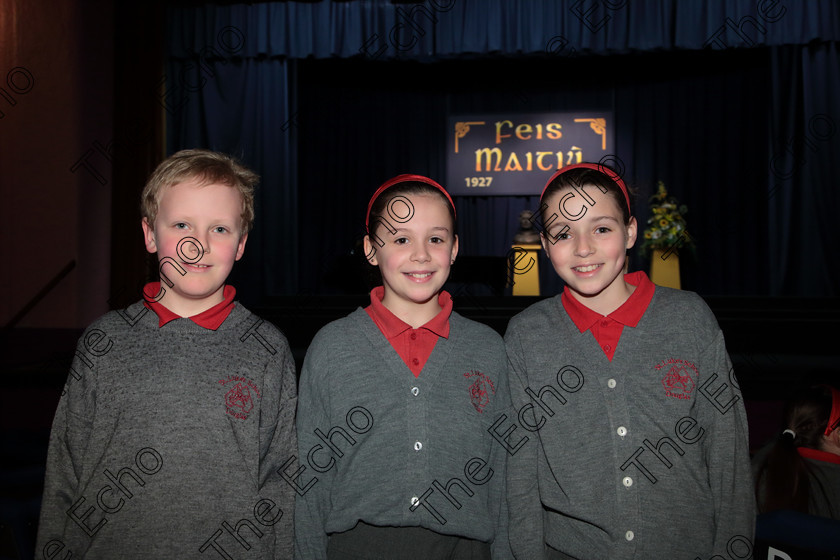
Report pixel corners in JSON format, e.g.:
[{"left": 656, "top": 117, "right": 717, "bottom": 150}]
[
  {"left": 625, "top": 530, "right": 634, "bottom": 541},
  {"left": 607, "top": 379, "right": 616, "bottom": 388},
  {"left": 617, "top": 426, "right": 627, "bottom": 437},
  {"left": 622, "top": 476, "right": 633, "bottom": 487},
  {"left": 411, "top": 496, "right": 419, "bottom": 506},
  {"left": 414, "top": 441, "right": 423, "bottom": 451},
  {"left": 411, "top": 387, "right": 419, "bottom": 396}
]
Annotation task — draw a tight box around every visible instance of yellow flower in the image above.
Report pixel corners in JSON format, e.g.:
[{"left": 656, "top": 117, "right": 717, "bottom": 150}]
[
  {"left": 644, "top": 231, "right": 652, "bottom": 239},
  {"left": 659, "top": 219, "right": 669, "bottom": 227}
]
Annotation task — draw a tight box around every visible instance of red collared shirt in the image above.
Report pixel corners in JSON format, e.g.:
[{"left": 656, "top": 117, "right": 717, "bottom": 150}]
[
  {"left": 365, "top": 286, "right": 452, "bottom": 378},
  {"left": 142, "top": 282, "right": 236, "bottom": 330},
  {"left": 798, "top": 447, "right": 840, "bottom": 466},
  {"left": 561, "top": 271, "right": 656, "bottom": 361}
]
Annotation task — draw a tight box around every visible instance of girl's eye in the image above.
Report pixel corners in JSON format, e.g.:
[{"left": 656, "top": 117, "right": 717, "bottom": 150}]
[
  {"left": 175, "top": 222, "right": 188, "bottom": 229},
  {"left": 430, "top": 236, "right": 444, "bottom": 244},
  {"left": 552, "top": 230, "right": 570, "bottom": 241},
  {"left": 596, "top": 226, "right": 611, "bottom": 234},
  {"left": 214, "top": 226, "right": 228, "bottom": 234},
  {"left": 394, "top": 237, "right": 409, "bottom": 245}
]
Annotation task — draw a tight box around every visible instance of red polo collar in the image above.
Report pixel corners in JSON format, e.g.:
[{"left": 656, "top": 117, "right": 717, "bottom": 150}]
[
  {"left": 561, "top": 271, "right": 655, "bottom": 361},
  {"left": 142, "top": 282, "right": 236, "bottom": 330}
]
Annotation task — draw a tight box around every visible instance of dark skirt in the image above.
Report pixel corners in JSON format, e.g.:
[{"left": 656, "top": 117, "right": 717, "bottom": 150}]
[{"left": 327, "top": 521, "right": 491, "bottom": 560}]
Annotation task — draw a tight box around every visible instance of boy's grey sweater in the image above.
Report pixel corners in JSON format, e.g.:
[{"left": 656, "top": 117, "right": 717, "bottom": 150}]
[
  {"left": 294, "top": 308, "right": 514, "bottom": 560},
  {"left": 505, "top": 286, "right": 755, "bottom": 560},
  {"left": 36, "top": 300, "right": 297, "bottom": 559}
]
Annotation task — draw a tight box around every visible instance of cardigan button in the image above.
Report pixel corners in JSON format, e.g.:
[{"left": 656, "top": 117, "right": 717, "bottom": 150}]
[
  {"left": 625, "top": 530, "right": 634, "bottom": 541},
  {"left": 622, "top": 476, "right": 633, "bottom": 488},
  {"left": 411, "top": 387, "right": 419, "bottom": 396},
  {"left": 607, "top": 379, "right": 616, "bottom": 389},
  {"left": 617, "top": 426, "right": 627, "bottom": 437},
  {"left": 414, "top": 441, "right": 423, "bottom": 451},
  {"left": 411, "top": 496, "right": 420, "bottom": 506}
]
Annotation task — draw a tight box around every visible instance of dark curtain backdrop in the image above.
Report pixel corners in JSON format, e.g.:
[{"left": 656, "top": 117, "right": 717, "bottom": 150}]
[
  {"left": 166, "top": 0, "right": 838, "bottom": 58},
  {"left": 295, "top": 51, "right": 771, "bottom": 297},
  {"left": 165, "top": 0, "right": 840, "bottom": 302},
  {"left": 768, "top": 43, "right": 840, "bottom": 295}
]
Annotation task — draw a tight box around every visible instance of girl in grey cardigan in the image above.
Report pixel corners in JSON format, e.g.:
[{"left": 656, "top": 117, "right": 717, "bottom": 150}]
[
  {"left": 294, "top": 175, "right": 513, "bottom": 559},
  {"left": 505, "top": 164, "right": 755, "bottom": 559}
]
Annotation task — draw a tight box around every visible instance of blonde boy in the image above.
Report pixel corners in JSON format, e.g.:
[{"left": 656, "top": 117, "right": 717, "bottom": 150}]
[{"left": 36, "top": 149, "right": 296, "bottom": 559}]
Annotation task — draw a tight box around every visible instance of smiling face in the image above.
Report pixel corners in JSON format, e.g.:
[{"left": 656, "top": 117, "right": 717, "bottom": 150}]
[
  {"left": 141, "top": 178, "right": 247, "bottom": 317},
  {"left": 542, "top": 183, "right": 637, "bottom": 315},
  {"left": 363, "top": 193, "right": 458, "bottom": 326}
]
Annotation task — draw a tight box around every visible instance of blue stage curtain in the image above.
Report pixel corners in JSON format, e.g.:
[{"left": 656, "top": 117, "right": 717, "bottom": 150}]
[
  {"left": 167, "top": 0, "right": 839, "bottom": 60},
  {"left": 767, "top": 42, "right": 840, "bottom": 296},
  {"left": 165, "top": 1, "right": 840, "bottom": 297}
]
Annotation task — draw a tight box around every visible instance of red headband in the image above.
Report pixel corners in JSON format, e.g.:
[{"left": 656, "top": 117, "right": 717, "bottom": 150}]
[
  {"left": 539, "top": 163, "right": 632, "bottom": 218},
  {"left": 365, "top": 174, "right": 456, "bottom": 232},
  {"left": 824, "top": 385, "right": 840, "bottom": 436}
]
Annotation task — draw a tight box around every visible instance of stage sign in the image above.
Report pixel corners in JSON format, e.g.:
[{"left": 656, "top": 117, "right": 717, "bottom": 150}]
[{"left": 446, "top": 112, "right": 614, "bottom": 196}]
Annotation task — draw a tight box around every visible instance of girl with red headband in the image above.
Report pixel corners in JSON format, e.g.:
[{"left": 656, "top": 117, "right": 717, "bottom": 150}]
[
  {"left": 753, "top": 384, "right": 840, "bottom": 519},
  {"left": 505, "top": 163, "right": 755, "bottom": 559},
  {"left": 296, "top": 175, "right": 513, "bottom": 559}
]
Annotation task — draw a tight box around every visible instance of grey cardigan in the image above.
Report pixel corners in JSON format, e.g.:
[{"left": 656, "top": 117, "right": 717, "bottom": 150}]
[
  {"left": 294, "top": 308, "right": 513, "bottom": 559},
  {"left": 505, "top": 286, "right": 755, "bottom": 560}
]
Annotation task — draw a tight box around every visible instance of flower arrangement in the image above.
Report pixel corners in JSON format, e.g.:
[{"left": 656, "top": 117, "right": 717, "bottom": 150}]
[{"left": 639, "top": 181, "right": 694, "bottom": 257}]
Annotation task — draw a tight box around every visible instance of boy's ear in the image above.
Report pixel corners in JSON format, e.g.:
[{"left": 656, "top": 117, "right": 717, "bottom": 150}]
[
  {"left": 141, "top": 218, "right": 157, "bottom": 254},
  {"left": 235, "top": 232, "right": 248, "bottom": 261},
  {"left": 625, "top": 217, "right": 638, "bottom": 250}
]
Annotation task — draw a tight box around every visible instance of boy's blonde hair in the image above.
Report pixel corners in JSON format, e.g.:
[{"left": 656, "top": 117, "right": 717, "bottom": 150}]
[{"left": 140, "top": 149, "right": 258, "bottom": 234}]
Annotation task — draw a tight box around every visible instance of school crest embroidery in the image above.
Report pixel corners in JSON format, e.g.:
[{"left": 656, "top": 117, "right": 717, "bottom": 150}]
[
  {"left": 218, "top": 375, "right": 262, "bottom": 420},
  {"left": 464, "top": 370, "right": 496, "bottom": 413},
  {"left": 655, "top": 358, "right": 698, "bottom": 400}
]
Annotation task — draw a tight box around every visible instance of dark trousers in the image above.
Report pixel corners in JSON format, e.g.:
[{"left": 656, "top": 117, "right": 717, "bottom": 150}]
[{"left": 327, "top": 521, "right": 491, "bottom": 560}]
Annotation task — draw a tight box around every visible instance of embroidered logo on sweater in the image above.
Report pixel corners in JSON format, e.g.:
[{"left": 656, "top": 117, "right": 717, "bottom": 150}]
[
  {"left": 464, "top": 370, "right": 496, "bottom": 413},
  {"left": 656, "top": 358, "right": 698, "bottom": 400},
  {"left": 218, "top": 375, "right": 262, "bottom": 420}
]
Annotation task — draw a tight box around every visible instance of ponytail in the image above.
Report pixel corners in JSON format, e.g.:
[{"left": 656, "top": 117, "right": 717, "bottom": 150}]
[
  {"left": 754, "top": 385, "right": 834, "bottom": 514},
  {"left": 755, "top": 428, "right": 811, "bottom": 512}
]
